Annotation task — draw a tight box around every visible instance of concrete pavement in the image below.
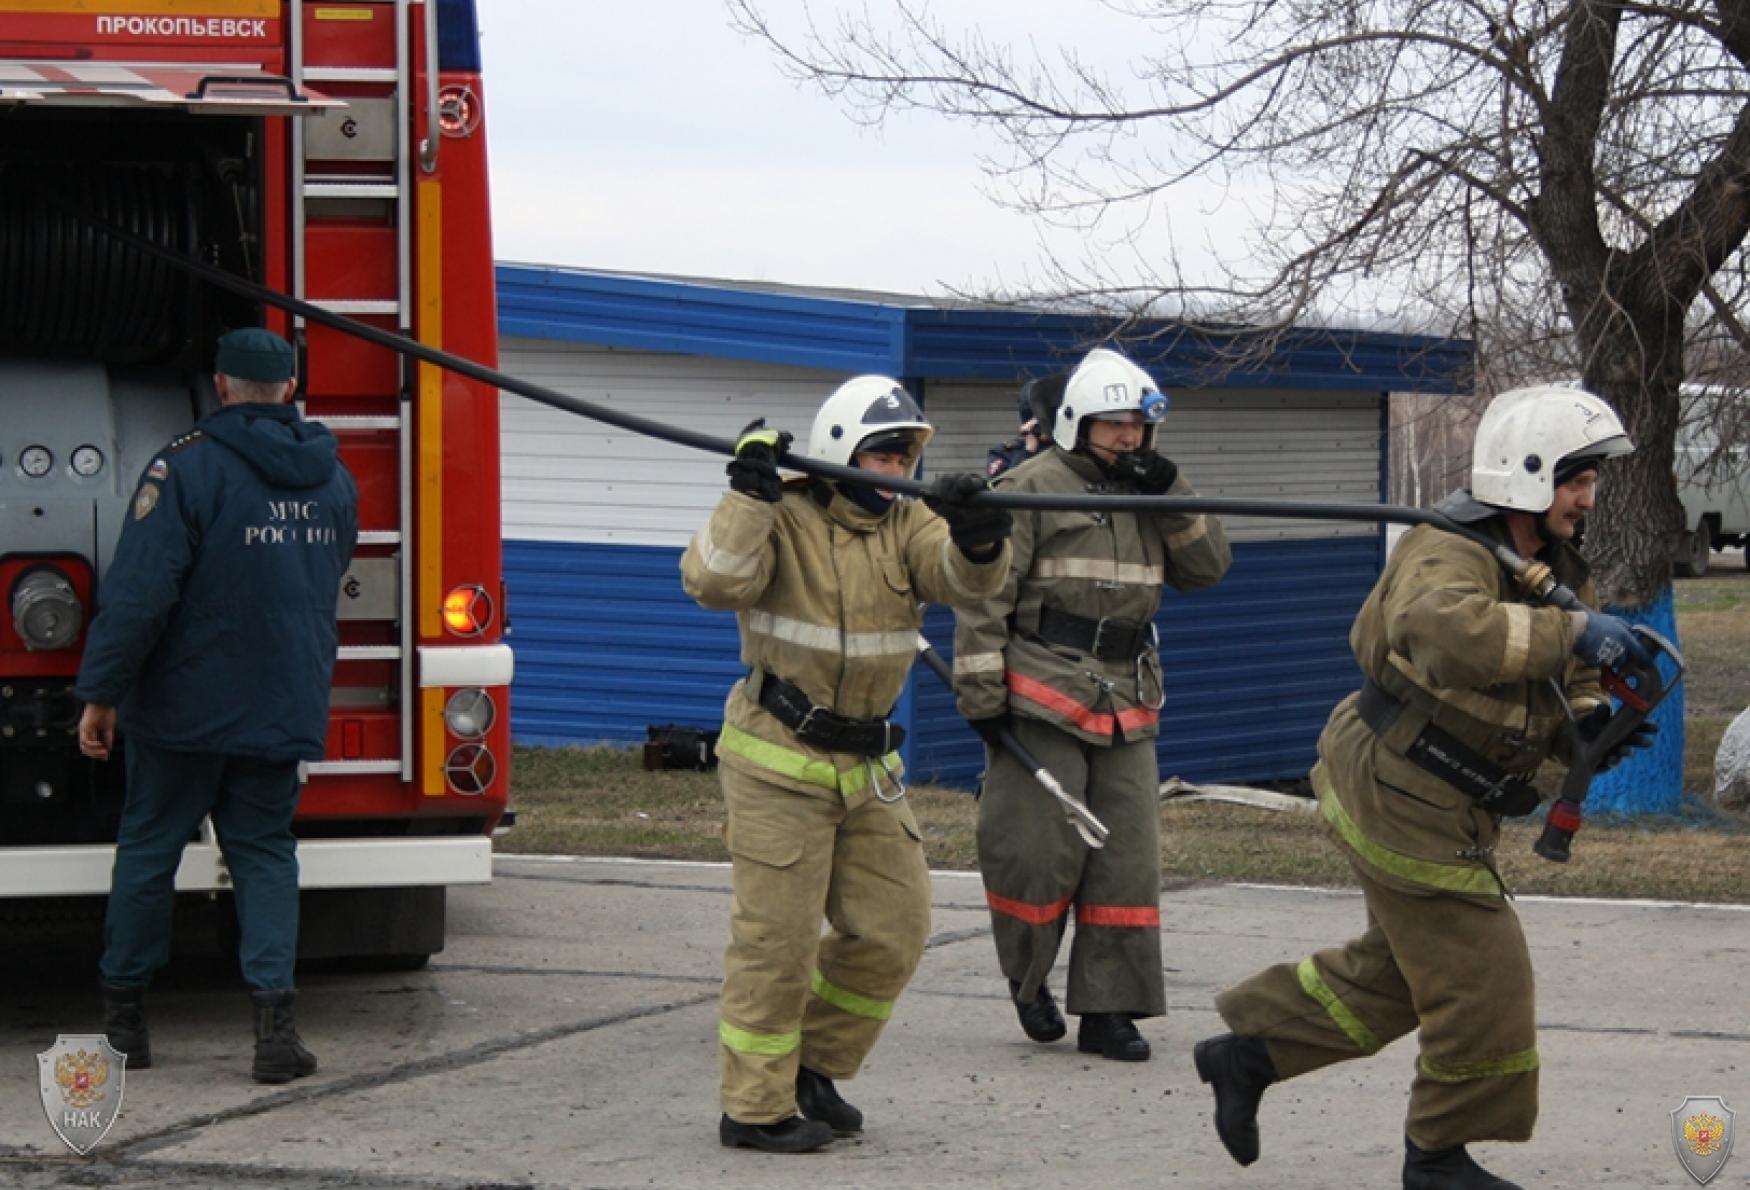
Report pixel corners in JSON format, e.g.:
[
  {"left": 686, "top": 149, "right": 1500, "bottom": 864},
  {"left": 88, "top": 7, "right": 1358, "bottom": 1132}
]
[{"left": 3, "top": 854, "right": 1746, "bottom": 1189}]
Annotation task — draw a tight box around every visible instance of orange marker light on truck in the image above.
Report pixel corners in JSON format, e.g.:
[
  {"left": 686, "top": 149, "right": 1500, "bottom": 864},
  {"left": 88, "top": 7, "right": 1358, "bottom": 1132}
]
[{"left": 441, "top": 584, "right": 493, "bottom": 636}]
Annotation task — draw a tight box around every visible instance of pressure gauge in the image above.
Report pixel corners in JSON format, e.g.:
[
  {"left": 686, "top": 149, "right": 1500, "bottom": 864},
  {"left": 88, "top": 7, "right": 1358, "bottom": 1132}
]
[
  {"left": 70, "top": 445, "right": 105, "bottom": 478},
  {"left": 18, "top": 445, "right": 52, "bottom": 478}
]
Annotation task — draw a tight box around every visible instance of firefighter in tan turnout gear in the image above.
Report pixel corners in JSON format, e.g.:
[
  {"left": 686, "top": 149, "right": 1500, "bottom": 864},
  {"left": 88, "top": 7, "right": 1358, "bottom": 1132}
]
[
  {"left": 952, "top": 348, "right": 1231, "bottom": 1062},
  {"left": 681, "top": 376, "right": 1013, "bottom": 1153},
  {"left": 1195, "top": 386, "right": 1659, "bottom": 1190}
]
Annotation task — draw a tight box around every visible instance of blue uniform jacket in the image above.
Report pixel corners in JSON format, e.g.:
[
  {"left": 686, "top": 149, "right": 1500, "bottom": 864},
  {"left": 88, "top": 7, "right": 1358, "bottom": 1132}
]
[
  {"left": 985, "top": 436, "right": 1037, "bottom": 479},
  {"left": 75, "top": 402, "right": 359, "bottom": 762}
]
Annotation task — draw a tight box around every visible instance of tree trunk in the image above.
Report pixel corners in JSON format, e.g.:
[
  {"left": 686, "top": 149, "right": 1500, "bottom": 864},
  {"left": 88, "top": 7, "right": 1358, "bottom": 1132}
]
[{"left": 1573, "top": 310, "right": 1686, "bottom": 608}]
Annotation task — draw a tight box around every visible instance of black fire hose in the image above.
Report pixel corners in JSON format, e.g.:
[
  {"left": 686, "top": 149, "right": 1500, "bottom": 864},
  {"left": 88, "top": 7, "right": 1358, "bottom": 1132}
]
[
  {"left": 82, "top": 209, "right": 1560, "bottom": 586},
  {"left": 84, "top": 213, "right": 1679, "bottom": 860}
]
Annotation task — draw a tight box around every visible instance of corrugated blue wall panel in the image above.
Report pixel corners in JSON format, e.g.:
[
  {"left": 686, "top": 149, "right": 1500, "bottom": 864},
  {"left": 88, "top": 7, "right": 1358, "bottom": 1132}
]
[
  {"left": 902, "top": 312, "right": 1472, "bottom": 394},
  {"left": 909, "top": 535, "right": 1380, "bottom": 789},
  {"left": 494, "top": 264, "right": 1473, "bottom": 392},
  {"left": 497, "top": 267, "right": 908, "bottom": 376},
  {"left": 510, "top": 536, "right": 1378, "bottom": 792},
  {"left": 506, "top": 540, "right": 745, "bottom": 745}
]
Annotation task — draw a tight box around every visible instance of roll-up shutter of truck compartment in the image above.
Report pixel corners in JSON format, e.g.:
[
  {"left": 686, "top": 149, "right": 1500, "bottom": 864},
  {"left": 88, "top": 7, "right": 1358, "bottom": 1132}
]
[{"left": 0, "top": 62, "right": 339, "bottom": 114}]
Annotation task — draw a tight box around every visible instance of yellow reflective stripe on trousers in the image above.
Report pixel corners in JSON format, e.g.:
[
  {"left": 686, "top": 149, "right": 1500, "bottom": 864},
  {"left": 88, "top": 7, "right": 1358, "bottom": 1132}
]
[
  {"left": 1297, "top": 957, "right": 1381, "bottom": 1054},
  {"left": 1418, "top": 1048, "right": 1540, "bottom": 1082},
  {"left": 718, "top": 723, "right": 901, "bottom": 797},
  {"left": 811, "top": 970, "right": 894, "bottom": 1021},
  {"left": 719, "top": 1019, "right": 801, "bottom": 1056},
  {"left": 1314, "top": 768, "right": 1502, "bottom": 897}
]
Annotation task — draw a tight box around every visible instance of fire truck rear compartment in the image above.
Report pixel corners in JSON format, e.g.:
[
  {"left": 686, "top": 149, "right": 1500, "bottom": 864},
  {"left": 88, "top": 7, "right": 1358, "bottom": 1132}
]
[{"left": 0, "top": 110, "right": 261, "bottom": 844}]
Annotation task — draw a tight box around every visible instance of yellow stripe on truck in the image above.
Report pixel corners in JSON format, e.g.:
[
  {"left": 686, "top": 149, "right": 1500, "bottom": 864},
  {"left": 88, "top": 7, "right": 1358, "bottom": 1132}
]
[
  {"left": 416, "top": 180, "right": 444, "bottom": 796},
  {"left": 416, "top": 179, "right": 444, "bottom": 638},
  {"left": 422, "top": 686, "right": 446, "bottom": 797}
]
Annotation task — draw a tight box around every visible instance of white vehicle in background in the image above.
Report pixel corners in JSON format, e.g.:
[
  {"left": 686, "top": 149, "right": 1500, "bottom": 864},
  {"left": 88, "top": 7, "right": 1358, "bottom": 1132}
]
[{"left": 1673, "top": 394, "right": 1750, "bottom": 577}]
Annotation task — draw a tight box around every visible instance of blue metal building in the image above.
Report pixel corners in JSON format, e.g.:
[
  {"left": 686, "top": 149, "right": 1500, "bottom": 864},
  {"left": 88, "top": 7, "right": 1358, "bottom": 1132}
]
[{"left": 494, "top": 263, "right": 1471, "bottom": 788}]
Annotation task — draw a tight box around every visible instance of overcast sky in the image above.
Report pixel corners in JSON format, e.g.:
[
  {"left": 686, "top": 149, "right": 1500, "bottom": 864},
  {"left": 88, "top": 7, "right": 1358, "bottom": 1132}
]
[{"left": 480, "top": 1, "right": 1187, "bottom": 298}]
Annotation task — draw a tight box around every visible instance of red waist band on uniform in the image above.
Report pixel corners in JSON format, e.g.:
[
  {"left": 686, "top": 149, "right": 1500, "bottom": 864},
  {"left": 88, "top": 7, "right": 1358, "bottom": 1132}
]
[{"left": 1005, "top": 672, "right": 1159, "bottom": 735}]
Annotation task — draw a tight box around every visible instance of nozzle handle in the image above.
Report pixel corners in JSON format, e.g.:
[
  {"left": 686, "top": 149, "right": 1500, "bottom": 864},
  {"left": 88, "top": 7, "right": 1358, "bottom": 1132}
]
[{"left": 1533, "top": 797, "right": 1582, "bottom": 863}]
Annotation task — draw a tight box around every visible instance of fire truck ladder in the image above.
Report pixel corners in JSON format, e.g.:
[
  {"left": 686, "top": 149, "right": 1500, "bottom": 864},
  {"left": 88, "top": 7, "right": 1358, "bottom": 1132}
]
[{"left": 289, "top": 0, "right": 435, "bottom": 783}]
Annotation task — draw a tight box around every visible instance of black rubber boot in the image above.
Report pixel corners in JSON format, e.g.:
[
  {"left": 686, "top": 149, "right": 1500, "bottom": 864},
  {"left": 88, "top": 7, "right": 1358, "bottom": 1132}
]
[
  {"left": 719, "top": 1113, "right": 835, "bottom": 1153},
  {"left": 250, "top": 989, "right": 318, "bottom": 1085},
  {"left": 1009, "top": 979, "right": 1067, "bottom": 1043},
  {"left": 1076, "top": 1013, "right": 1151, "bottom": 1061},
  {"left": 1193, "top": 1033, "right": 1277, "bottom": 1166},
  {"left": 1403, "top": 1136, "right": 1523, "bottom": 1189},
  {"left": 100, "top": 982, "right": 151, "bottom": 1069},
  {"left": 796, "top": 1066, "right": 863, "bottom": 1134}
]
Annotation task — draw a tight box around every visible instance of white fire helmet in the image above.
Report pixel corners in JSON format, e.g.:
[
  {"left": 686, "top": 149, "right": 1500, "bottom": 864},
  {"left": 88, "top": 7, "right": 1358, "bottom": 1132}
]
[
  {"left": 1054, "top": 348, "right": 1168, "bottom": 450},
  {"left": 806, "top": 375, "right": 934, "bottom": 476},
  {"left": 1470, "top": 385, "right": 1634, "bottom": 512}
]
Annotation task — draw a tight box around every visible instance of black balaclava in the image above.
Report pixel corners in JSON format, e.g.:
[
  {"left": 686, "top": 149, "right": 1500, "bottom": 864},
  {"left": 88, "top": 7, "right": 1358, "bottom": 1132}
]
[{"left": 835, "top": 430, "right": 916, "bottom": 516}]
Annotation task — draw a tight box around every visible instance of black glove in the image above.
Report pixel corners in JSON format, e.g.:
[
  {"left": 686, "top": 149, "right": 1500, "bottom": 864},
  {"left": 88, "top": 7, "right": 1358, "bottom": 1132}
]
[
  {"left": 725, "top": 418, "right": 792, "bottom": 503},
  {"left": 1577, "top": 704, "right": 1659, "bottom": 772},
  {"left": 968, "top": 714, "right": 1009, "bottom": 749},
  {"left": 1477, "top": 779, "right": 1541, "bottom": 818},
  {"left": 1108, "top": 450, "right": 1179, "bottom": 494},
  {"left": 924, "top": 473, "right": 1013, "bottom": 560}
]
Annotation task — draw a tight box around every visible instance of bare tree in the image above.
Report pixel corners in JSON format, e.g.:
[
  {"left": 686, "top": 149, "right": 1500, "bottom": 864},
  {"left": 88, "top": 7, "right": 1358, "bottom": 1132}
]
[
  {"left": 729, "top": 0, "right": 1750, "bottom": 607},
  {"left": 1392, "top": 391, "right": 1483, "bottom": 508}
]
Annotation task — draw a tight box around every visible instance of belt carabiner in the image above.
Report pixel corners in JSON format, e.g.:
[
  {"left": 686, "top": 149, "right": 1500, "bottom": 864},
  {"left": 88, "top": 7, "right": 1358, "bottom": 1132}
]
[
  {"left": 867, "top": 752, "right": 907, "bottom": 803},
  {"left": 1137, "top": 629, "right": 1164, "bottom": 711}
]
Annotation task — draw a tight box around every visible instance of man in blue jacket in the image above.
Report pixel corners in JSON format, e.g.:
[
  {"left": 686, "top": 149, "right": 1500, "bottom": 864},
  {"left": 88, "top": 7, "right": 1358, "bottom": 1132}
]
[{"left": 75, "top": 328, "right": 358, "bottom": 1084}]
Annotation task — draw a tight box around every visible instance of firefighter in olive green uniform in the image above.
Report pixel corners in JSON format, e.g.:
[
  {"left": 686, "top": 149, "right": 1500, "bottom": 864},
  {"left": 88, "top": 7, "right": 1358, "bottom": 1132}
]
[
  {"left": 1195, "top": 386, "right": 1660, "bottom": 1190},
  {"left": 681, "top": 376, "right": 1012, "bottom": 1154},
  {"left": 953, "top": 348, "right": 1231, "bottom": 1062}
]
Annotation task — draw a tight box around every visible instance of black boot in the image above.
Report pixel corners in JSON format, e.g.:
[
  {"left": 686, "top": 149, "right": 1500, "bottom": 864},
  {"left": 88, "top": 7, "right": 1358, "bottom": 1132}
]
[
  {"left": 796, "top": 1066, "right": 863, "bottom": 1134},
  {"left": 1076, "top": 1013, "right": 1151, "bottom": 1061},
  {"left": 250, "top": 989, "right": 318, "bottom": 1085},
  {"left": 99, "top": 981, "right": 151, "bottom": 1069},
  {"left": 1193, "top": 1033, "right": 1276, "bottom": 1166},
  {"left": 1009, "top": 979, "right": 1066, "bottom": 1043},
  {"left": 719, "top": 1114, "right": 835, "bottom": 1153},
  {"left": 1403, "top": 1137, "right": 1523, "bottom": 1190}
]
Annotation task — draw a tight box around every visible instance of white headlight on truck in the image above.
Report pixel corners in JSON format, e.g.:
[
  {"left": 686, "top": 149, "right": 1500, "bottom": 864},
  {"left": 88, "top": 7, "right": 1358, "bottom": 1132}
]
[{"left": 443, "top": 688, "right": 495, "bottom": 739}]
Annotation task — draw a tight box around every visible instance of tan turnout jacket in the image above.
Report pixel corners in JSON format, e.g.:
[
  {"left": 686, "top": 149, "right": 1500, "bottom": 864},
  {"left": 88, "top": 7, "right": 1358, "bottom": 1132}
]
[
  {"left": 951, "top": 447, "right": 1231, "bottom": 744},
  {"left": 682, "top": 482, "right": 1010, "bottom": 798},
  {"left": 1315, "top": 517, "right": 1605, "bottom": 899}
]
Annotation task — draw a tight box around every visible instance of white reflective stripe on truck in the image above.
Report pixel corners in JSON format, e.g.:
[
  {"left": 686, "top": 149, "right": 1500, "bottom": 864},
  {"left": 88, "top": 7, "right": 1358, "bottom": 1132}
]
[
  {"left": 418, "top": 643, "right": 514, "bottom": 688},
  {"left": 0, "top": 837, "right": 492, "bottom": 898}
]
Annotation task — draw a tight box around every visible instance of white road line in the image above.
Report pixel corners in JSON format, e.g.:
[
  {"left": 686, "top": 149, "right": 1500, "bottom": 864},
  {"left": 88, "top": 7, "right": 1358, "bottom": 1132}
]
[{"left": 493, "top": 853, "right": 1750, "bottom": 910}]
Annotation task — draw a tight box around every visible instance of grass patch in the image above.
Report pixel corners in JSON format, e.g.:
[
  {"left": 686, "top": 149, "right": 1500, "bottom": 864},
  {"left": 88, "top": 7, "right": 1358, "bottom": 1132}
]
[
  {"left": 509, "top": 746, "right": 1750, "bottom": 901},
  {"left": 506, "top": 567, "right": 1750, "bottom": 901}
]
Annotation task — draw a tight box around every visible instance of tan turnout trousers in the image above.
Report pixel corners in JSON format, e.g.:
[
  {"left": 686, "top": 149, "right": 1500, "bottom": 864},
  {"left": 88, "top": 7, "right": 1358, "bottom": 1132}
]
[
  {"left": 977, "top": 715, "right": 1165, "bottom": 1016},
  {"left": 717, "top": 762, "right": 931, "bottom": 1123},
  {"left": 1215, "top": 858, "right": 1538, "bottom": 1150}
]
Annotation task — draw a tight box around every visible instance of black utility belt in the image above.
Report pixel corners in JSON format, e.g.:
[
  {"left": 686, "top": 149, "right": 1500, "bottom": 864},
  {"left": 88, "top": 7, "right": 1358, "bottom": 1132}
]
[
  {"left": 755, "top": 672, "right": 906, "bottom": 758},
  {"left": 1036, "top": 606, "right": 1156, "bottom": 660},
  {"left": 1356, "top": 680, "right": 1537, "bottom": 813}
]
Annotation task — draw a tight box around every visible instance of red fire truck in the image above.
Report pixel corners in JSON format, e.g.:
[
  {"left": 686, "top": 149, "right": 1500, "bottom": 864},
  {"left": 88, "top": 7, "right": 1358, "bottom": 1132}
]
[{"left": 0, "top": 0, "right": 509, "bottom": 965}]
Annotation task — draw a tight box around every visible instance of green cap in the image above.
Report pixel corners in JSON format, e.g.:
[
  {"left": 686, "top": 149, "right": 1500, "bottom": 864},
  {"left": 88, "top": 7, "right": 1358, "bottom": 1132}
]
[{"left": 215, "top": 328, "right": 295, "bottom": 382}]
